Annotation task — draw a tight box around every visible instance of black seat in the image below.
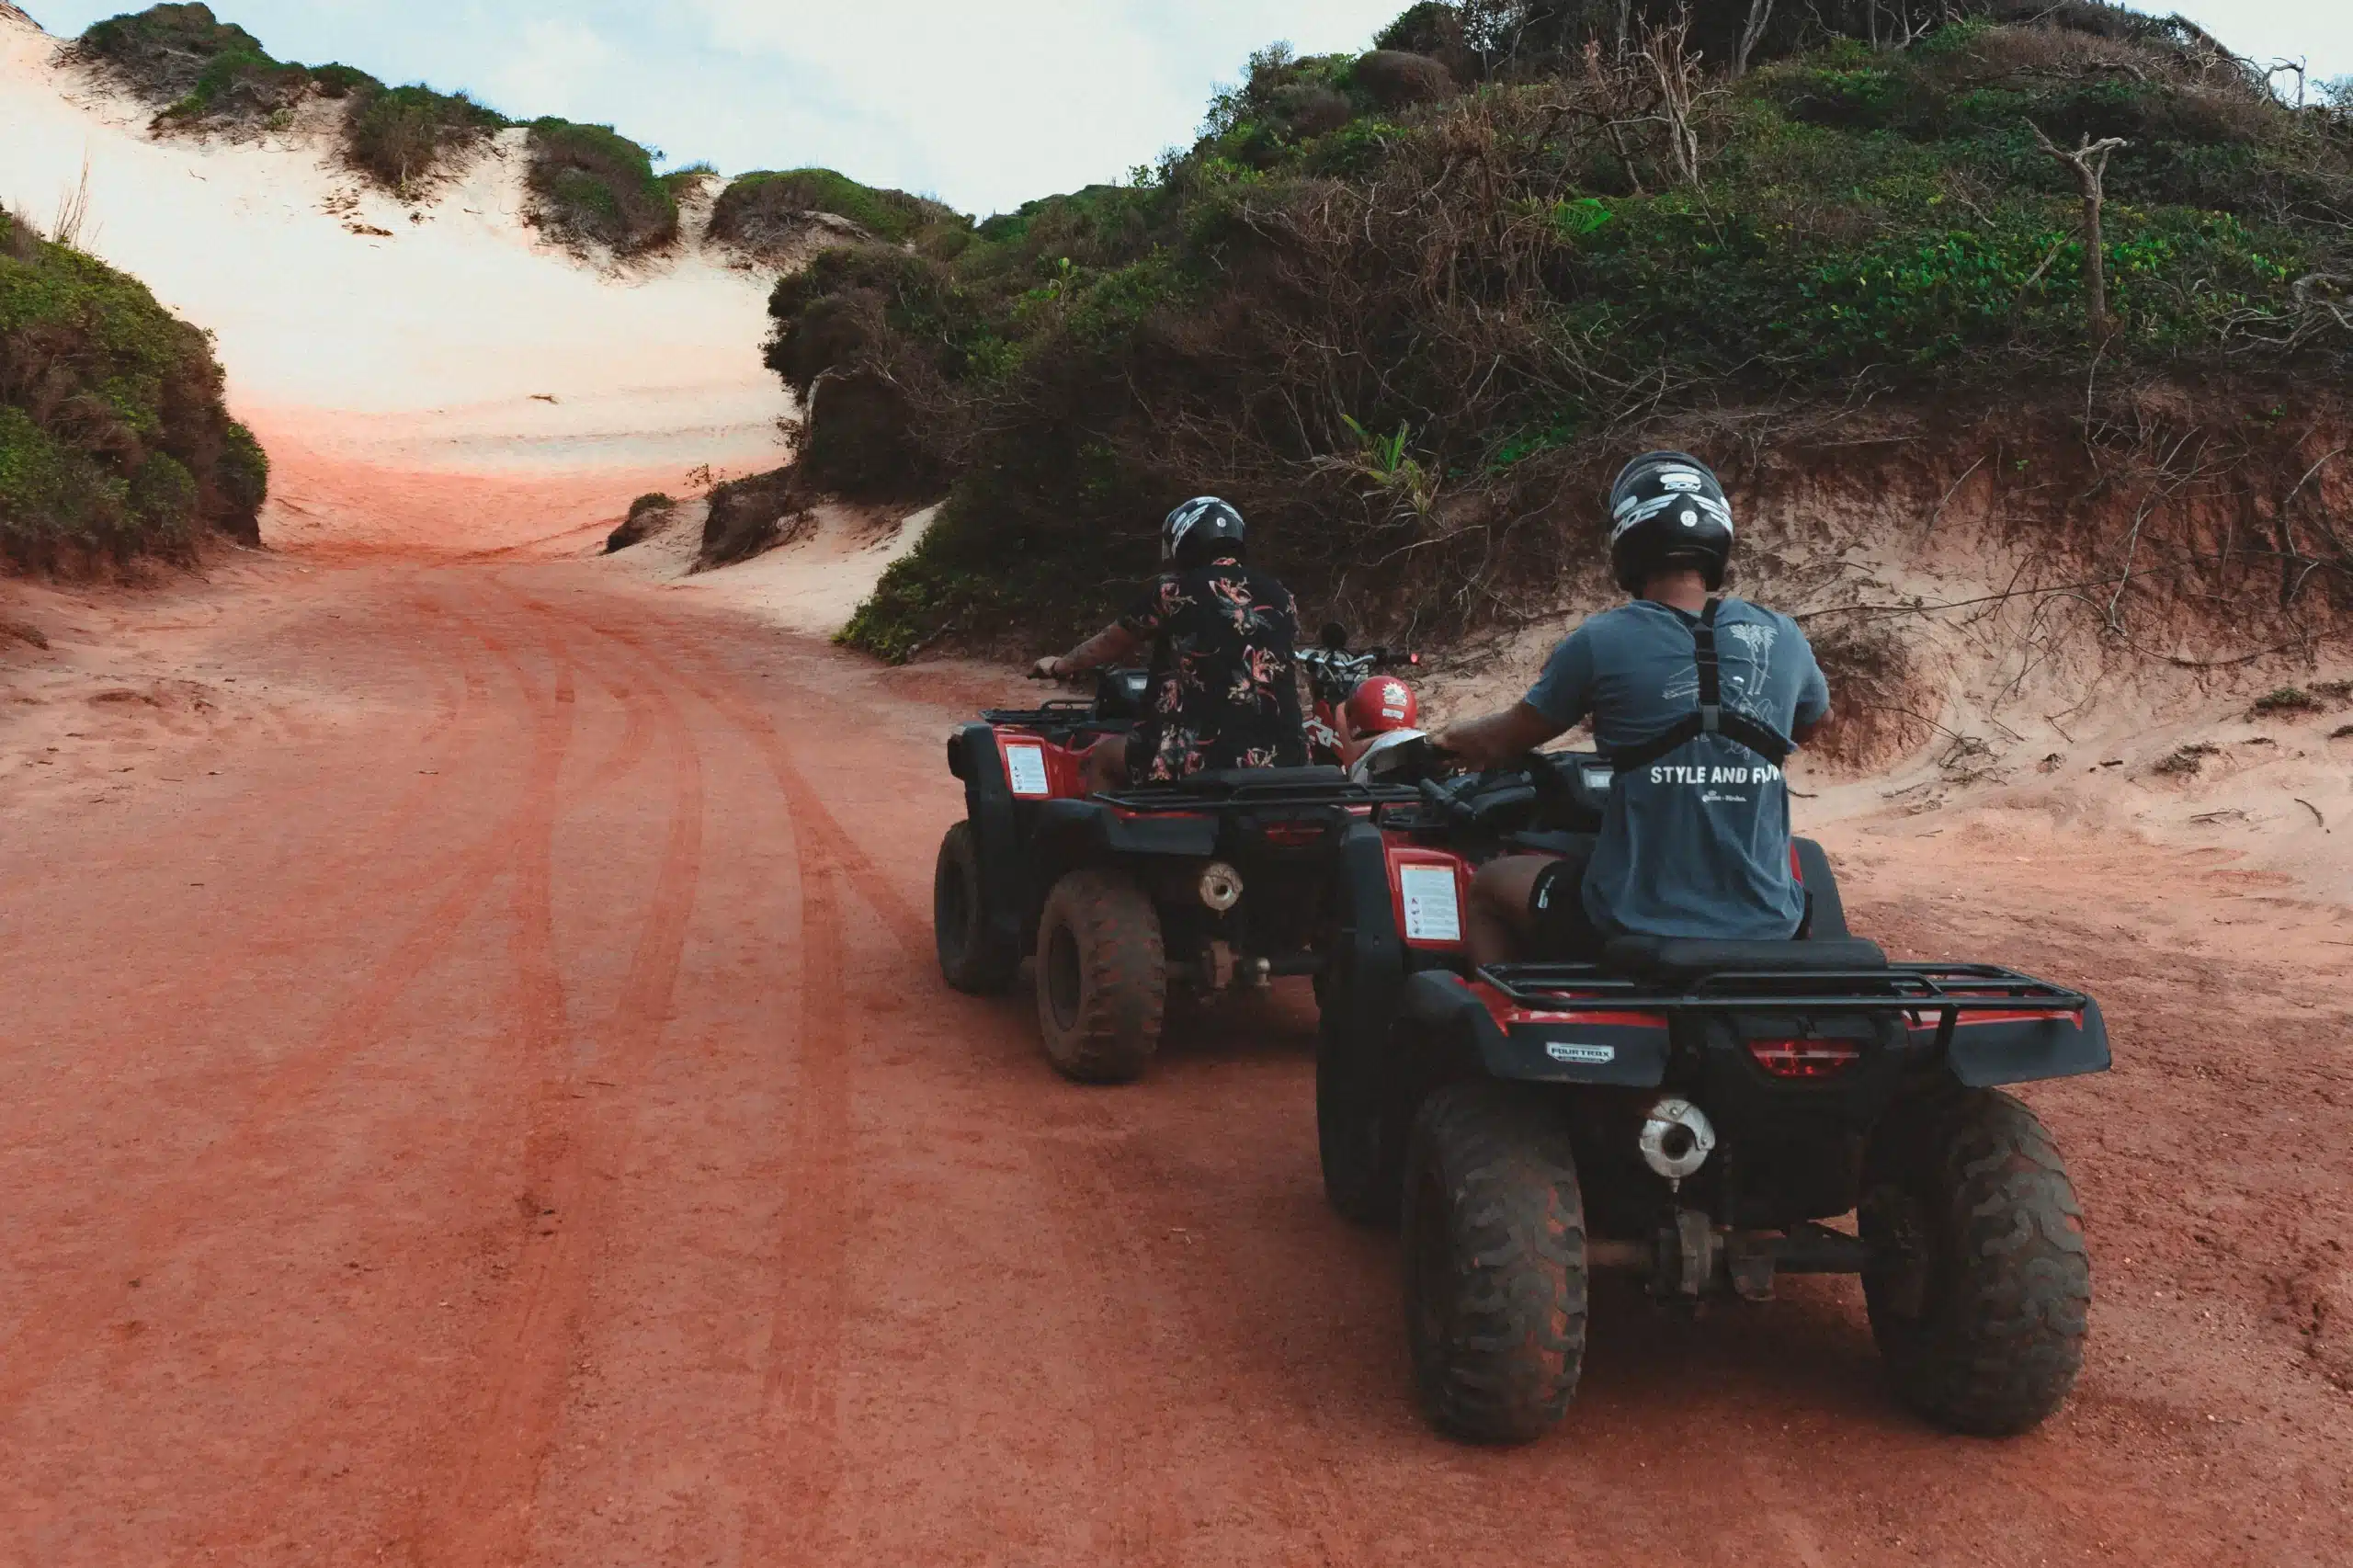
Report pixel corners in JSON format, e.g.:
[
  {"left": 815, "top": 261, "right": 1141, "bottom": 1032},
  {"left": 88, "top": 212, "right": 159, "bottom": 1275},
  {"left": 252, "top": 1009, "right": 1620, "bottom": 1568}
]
[
  {"left": 1604, "top": 935, "right": 1888, "bottom": 986},
  {"left": 1177, "top": 766, "right": 1349, "bottom": 792}
]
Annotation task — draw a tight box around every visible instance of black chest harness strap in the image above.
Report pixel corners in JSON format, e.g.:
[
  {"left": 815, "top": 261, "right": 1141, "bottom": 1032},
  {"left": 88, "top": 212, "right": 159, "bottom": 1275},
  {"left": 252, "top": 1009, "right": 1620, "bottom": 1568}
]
[{"left": 1609, "top": 598, "right": 1795, "bottom": 776}]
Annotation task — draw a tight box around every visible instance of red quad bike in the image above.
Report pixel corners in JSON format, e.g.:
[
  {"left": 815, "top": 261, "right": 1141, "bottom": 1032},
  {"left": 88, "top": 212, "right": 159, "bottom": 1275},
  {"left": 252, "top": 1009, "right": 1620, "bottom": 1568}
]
[
  {"left": 1312, "top": 744, "right": 2111, "bottom": 1445},
  {"left": 933, "top": 667, "right": 1420, "bottom": 1084},
  {"left": 1298, "top": 624, "right": 1423, "bottom": 775}
]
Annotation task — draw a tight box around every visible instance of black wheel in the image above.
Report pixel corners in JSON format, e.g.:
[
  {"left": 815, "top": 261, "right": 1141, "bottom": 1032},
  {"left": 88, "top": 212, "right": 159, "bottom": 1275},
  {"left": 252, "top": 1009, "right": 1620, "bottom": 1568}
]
[
  {"left": 935, "top": 822, "right": 1018, "bottom": 994},
  {"left": 1401, "top": 1081, "right": 1587, "bottom": 1445},
  {"left": 1315, "top": 948, "right": 1407, "bottom": 1228},
  {"left": 1034, "top": 869, "right": 1165, "bottom": 1084},
  {"left": 1861, "top": 1089, "right": 2091, "bottom": 1436}
]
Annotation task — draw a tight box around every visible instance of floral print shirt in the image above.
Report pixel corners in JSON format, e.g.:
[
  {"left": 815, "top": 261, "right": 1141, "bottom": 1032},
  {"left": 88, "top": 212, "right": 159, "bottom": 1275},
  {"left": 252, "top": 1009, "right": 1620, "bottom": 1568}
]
[{"left": 1118, "top": 560, "right": 1308, "bottom": 782}]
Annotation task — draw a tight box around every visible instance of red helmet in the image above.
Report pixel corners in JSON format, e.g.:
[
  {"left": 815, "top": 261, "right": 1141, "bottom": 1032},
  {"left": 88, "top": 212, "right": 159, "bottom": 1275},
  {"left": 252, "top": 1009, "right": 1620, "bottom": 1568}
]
[{"left": 1345, "top": 676, "right": 1419, "bottom": 736}]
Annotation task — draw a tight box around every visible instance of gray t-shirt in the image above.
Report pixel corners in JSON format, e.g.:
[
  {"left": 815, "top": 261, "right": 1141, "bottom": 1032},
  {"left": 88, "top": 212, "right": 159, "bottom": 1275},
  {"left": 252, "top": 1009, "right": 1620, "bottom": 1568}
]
[{"left": 1525, "top": 598, "right": 1830, "bottom": 940}]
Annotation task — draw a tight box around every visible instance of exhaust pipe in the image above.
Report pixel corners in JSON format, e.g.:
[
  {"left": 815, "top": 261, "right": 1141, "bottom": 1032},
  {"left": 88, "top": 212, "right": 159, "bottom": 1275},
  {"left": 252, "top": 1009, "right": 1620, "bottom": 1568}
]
[
  {"left": 1198, "top": 862, "right": 1244, "bottom": 913},
  {"left": 1639, "top": 1097, "right": 1716, "bottom": 1184}
]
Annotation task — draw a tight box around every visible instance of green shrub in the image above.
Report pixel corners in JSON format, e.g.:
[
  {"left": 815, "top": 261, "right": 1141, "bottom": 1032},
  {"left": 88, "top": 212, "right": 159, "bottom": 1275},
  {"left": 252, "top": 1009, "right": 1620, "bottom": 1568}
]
[
  {"left": 346, "top": 85, "right": 505, "bottom": 193},
  {"left": 0, "top": 213, "right": 264, "bottom": 564},
  {"left": 78, "top": 8, "right": 501, "bottom": 192},
  {"left": 74, "top": 4, "right": 266, "bottom": 101},
  {"left": 2250, "top": 687, "right": 2324, "bottom": 715},
  {"left": 606, "top": 492, "right": 677, "bottom": 553},
  {"left": 710, "top": 170, "right": 966, "bottom": 252},
  {"left": 525, "top": 119, "right": 678, "bottom": 254},
  {"left": 758, "top": 6, "right": 2353, "bottom": 658}
]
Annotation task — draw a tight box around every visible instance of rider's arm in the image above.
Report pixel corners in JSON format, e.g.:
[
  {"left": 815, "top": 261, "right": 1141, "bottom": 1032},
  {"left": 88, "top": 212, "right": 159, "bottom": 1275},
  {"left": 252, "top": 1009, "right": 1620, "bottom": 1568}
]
[
  {"left": 1437, "top": 625, "right": 1591, "bottom": 767},
  {"left": 1436, "top": 703, "right": 1568, "bottom": 768},
  {"left": 1036, "top": 577, "right": 1173, "bottom": 679},
  {"left": 1039, "top": 623, "right": 1142, "bottom": 679}
]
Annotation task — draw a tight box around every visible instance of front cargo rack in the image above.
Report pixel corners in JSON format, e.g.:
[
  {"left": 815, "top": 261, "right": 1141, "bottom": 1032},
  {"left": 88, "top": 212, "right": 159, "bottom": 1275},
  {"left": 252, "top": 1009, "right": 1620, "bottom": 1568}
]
[{"left": 982, "top": 701, "right": 1127, "bottom": 731}]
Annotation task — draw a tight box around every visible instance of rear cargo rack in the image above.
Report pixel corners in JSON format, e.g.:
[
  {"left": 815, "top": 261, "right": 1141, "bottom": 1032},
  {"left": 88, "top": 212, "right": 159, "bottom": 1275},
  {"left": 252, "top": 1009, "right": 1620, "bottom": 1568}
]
[
  {"left": 1481, "top": 961, "right": 2091, "bottom": 1053},
  {"left": 1095, "top": 779, "right": 1423, "bottom": 812}
]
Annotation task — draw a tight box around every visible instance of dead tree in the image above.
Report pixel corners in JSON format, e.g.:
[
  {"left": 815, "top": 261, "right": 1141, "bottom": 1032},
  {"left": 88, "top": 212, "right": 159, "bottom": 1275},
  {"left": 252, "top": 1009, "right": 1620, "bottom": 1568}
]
[
  {"left": 1734, "top": 0, "right": 1775, "bottom": 78},
  {"left": 1641, "top": 13, "right": 1709, "bottom": 188},
  {"left": 2029, "top": 120, "right": 2131, "bottom": 338}
]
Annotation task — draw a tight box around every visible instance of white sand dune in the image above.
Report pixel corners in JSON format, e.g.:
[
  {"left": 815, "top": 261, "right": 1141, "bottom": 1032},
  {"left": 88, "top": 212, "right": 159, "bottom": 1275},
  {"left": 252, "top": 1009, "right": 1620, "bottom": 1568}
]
[{"left": 0, "top": 7, "right": 791, "bottom": 530}]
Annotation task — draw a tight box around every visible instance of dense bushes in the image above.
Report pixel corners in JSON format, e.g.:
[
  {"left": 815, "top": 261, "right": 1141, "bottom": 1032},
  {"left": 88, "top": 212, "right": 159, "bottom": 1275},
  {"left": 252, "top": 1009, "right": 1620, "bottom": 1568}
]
[
  {"left": 605, "top": 492, "right": 676, "bottom": 553},
  {"left": 0, "top": 209, "right": 267, "bottom": 566},
  {"left": 346, "top": 85, "right": 503, "bottom": 191},
  {"left": 766, "top": 2, "right": 2353, "bottom": 659},
  {"left": 709, "top": 170, "right": 969, "bottom": 257},
  {"left": 74, "top": 5, "right": 504, "bottom": 193},
  {"left": 78, "top": 6, "right": 698, "bottom": 241},
  {"left": 525, "top": 120, "right": 680, "bottom": 255}
]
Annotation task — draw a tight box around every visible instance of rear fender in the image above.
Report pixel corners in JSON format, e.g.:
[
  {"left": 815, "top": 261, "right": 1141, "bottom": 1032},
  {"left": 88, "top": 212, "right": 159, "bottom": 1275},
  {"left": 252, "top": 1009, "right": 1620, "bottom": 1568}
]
[
  {"left": 1023, "top": 800, "right": 1219, "bottom": 929},
  {"left": 1940, "top": 999, "right": 2112, "bottom": 1087},
  {"left": 1401, "top": 971, "right": 1671, "bottom": 1089}
]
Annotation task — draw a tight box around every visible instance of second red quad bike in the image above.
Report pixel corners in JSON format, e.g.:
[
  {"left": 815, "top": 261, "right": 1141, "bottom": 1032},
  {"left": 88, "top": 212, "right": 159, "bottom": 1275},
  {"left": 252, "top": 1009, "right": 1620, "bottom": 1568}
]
[
  {"left": 1313, "top": 745, "right": 2111, "bottom": 1446},
  {"left": 933, "top": 668, "right": 1416, "bottom": 1084}
]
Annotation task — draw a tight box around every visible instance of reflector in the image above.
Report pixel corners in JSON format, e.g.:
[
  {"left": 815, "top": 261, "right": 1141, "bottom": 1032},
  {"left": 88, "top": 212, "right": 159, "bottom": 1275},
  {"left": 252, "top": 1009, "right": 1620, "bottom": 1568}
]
[{"left": 1747, "top": 1038, "right": 1861, "bottom": 1079}]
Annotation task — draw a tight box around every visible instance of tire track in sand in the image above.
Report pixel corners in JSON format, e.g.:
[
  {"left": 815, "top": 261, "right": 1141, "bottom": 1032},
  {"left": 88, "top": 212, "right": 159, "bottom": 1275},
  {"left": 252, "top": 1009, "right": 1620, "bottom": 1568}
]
[
  {"left": 580, "top": 615, "right": 1233, "bottom": 1563},
  {"left": 160, "top": 605, "right": 676, "bottom": 1568},
  {"left": 0, "top": 581, "right": 581, "bottom": 1426},
  {"left": 498, "top": 599, "right": 865, "bottom": 1562},
  {"left": 409, "top": 581, "right": 707, "bottom": 1568}
]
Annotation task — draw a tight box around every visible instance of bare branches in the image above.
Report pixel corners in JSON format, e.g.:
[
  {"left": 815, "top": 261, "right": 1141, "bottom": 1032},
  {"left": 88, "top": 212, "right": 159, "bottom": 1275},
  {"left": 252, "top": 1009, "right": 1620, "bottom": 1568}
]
[
  {"left": 1734, "top": 0, "right": 1777, "bottom": 80},
  {"left": 49, "top": 154, "right": 93, "bottom": 251},
  {"left": 2028, "top": 120, "right": 2130, "bottom": 337},
  {"left": 1639, "top": 12, "right": 1712, "bottom": 189}
]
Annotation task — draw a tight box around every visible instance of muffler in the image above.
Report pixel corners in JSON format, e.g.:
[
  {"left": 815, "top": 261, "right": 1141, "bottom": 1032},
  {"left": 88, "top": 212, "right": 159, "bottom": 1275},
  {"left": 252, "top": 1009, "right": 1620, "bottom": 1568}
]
[{"left": 1638, "top": 1097, "right": 1717, "bottom": 1185}]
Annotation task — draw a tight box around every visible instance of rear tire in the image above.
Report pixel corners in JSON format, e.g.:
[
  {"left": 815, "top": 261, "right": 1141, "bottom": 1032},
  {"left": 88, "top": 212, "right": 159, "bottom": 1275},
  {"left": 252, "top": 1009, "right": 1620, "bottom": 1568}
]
[
  {"left": 1402, "top": 1081, "right": 1587, "bottom": 1445},
  {"left": 935, "top": 822, "right": 1017, "bottom": 994},
  {"left": 1034, "top": 869, "right": 1165, "bottom": 1084},
  {"left": 1861, "top": 1089, "right": 2091, "bottom": 1436}
]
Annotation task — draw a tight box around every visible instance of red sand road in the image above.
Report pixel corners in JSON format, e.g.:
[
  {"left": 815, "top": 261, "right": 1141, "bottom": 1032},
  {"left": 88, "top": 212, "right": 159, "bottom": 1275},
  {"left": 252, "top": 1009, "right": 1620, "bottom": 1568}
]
[{"left": 5, "top": 553, "right": 2353, "bottom": 1567}]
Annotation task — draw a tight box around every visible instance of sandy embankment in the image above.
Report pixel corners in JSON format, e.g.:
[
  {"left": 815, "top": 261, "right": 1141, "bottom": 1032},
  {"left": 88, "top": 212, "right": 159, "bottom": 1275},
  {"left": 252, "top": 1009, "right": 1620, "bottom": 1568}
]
[{"left": 0, "top": 9, "right": 894, "bottom": 574}]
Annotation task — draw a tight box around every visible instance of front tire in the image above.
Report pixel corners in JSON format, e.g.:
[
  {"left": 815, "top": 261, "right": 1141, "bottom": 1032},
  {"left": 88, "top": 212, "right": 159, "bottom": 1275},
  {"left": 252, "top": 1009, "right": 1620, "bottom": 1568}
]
[
  {"left": 935, "top": 822, "right": 1018, "bottom": 994},
  {"left": 1402, "top": 1082, "right": 1587, "bottom": 1445},
  {"left": 1861, "top": 1089, "right": 2091, "bottom": 1436},
  {"left": 1034, "top": 869, "right": 1165, "bottom": 1085}
]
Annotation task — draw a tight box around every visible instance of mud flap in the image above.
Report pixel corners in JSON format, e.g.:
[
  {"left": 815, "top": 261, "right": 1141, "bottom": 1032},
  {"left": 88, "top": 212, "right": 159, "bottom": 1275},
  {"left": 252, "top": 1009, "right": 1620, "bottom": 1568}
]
[
  {"left": 957, "top": 723, "right": 1030, "bottom": 961},
  {"left": 1315, "top": 824, "right": 1415, "bottom": 1221}
]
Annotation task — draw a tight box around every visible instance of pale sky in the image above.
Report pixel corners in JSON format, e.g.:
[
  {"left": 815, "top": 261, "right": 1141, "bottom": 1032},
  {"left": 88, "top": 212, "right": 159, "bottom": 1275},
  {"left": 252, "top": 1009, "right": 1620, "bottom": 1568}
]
[{"left": 21, "top": 1, "right": 2352, "bottom": 215}]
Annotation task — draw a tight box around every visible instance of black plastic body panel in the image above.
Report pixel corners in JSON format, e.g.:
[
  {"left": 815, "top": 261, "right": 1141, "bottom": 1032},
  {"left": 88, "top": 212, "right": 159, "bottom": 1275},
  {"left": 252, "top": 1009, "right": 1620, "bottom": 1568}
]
[
  {"left": 1403, "top": 971, "right": 1673, "bottom": 1088},
  {"left": 956, "top": 722, "right": 1030, "bottom": 967},
  {"left": 1944, "top": 998, "right": 2112, "bottom": 1087}
]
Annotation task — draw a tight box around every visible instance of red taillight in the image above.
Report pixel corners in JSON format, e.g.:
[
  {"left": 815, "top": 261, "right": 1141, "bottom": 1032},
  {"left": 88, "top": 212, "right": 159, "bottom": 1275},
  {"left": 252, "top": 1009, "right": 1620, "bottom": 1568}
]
[
  {"left": 1261, "top": 823, "right": 1324, "bottom": 846},
  {"left": 1747, "top": 1039, "right": 1862, "bottom": 1079}
]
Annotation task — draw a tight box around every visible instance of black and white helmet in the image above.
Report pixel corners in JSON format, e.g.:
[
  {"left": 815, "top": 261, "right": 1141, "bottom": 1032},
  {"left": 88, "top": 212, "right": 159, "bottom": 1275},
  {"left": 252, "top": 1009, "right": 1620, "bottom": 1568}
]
[
  {"left": 1163, "top": 496, "right": 1247, "bottom": 568},
  {"left": 1608, "top": 450, "right": 1734, "bottom": 593}
]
